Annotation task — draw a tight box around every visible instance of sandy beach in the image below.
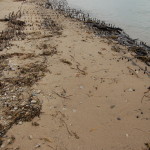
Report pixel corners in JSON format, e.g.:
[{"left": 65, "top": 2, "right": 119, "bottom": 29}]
[{"left": 0, "top": 0, "right": 150, "bottom": 150}]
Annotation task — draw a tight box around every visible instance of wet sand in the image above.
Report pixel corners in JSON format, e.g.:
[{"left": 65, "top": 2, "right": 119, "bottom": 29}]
[{"left": 0, "top": 0, "right": 150, "bottom": 150}]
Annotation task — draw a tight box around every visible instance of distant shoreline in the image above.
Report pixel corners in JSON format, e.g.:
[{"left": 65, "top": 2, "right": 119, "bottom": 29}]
[{"left": 66, "top": 0, "right": 150, "bottom": 45}]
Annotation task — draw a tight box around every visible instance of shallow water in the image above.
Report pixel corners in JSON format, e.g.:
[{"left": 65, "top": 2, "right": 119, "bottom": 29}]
[{"left": 67, "top": 0, "right": 150, "bottom": 45}]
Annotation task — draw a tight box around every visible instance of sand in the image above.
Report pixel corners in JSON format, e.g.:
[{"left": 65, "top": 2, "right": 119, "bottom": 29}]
[{"left": 0, "top": 0, "right": 150, "bottom": 150}]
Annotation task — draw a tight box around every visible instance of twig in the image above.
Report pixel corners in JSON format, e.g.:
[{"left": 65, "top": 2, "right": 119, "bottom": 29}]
[
  {"left": 141, "top": 88, "right": 150, "bottom": 103},
  {"left": 53, "top": 91, "right": 72, "bottom": 99},
  {"left": 76, "top": 65, "right": 87, "bottom": 75},
  {"left": 127, "top": 66, "right": 139, "bottom": 78}
]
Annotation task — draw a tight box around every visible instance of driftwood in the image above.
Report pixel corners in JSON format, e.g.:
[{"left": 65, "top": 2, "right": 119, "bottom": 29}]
[
  {"left": 91, "top": 23, "right": 122, "bottom": 34},
  {"left": 0, "top": 18, "right": 10, "bottom": 22}
]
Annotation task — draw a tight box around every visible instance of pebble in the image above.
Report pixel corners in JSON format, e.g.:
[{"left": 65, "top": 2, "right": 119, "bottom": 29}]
[
  {"left": 79, "top": 85, "right": 84, "bottom": 89},
  {"left": 1, "top": 144, "right": 5, "bottom": 148},
  {"left": 110, "top": 105, "right": 115, "bottom": 109},
  {"left": 7, "top": 116, "right": 12, "bottom": 119},
  {"left": 117, "top": 117, "right": 121, "bottom": 120},
  {"left": 18, "top": 121, "right": 23, "bottom": 125},
  {"left": 36, "top": 90, "right": 41, "bottom": 94},
  {"left": 29, "top": 135, "right": 33, "bottom": 140},
  {"left": 14, "top": 107, "right": 18, "bottom": 110},
  {"left": 31, "top": 100, "right": 37, "bottom": 104},
  {"left": 35, "top": 144, "right": 41, "bottom": 148},
  {"left": 128, "top": 88, "right": 135, "bottom": 92},
  {"left": 73, "top": 109, "right": 77, "bottom": 113}
]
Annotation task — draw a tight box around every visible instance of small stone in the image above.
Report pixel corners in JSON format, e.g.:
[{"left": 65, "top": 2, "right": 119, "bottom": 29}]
[
  {"left": 73, "top": 109, "right": 77, "bottom": 113},
  {"left": 1, "top": 144, "right": 5, "bottom": 148},
  {"left": 20, "top": 101, "right": 26, "bottom": 106},
  {"left": 14, "top": 107, "right": 18, "bottom": 110},
  {"left": 135, "top": 71, "right": 139, "bottom": 74},
  {"left": 35, "top": 144, "right": 41, "bottom": 148},
  {"left": 79, "top": 85, "right": 84, "bottom": 89},
  {"left": 12, "top": 96, "right": 16, "bottom": 99},
  {"left": 128, "top": 88, "right": 135, "bottom": 92},
  {"left": 7, "top": 116, "right": 12, "bottom": 119},
  {"left": 32, "top": 122, "right": 39, "bottom": 126},
  {"left": 110, "top": 105, "right": 115, "bottom": 109},
  {"left": 36, "top": 90, "right": 41, "bottom": 94},
  {"left": 126, "top": 134, "right": 129, "bottom": 137},
  {"left": 28, "top": 135, "right": 33, "bottom": 140},
  {"left": 117, "top": 117, "right": 121, "bottom": 120},
  {"left": 31, "top": 100, "right": 37, "bottom": 104},
  {"left": 18, "top": 121, "right": 23, "bottom": 125}
]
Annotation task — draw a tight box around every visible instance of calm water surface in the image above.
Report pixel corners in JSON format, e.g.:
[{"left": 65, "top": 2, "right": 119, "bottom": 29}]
[{"left": 67, "top": 0, "right": 150, "bottom": 44}]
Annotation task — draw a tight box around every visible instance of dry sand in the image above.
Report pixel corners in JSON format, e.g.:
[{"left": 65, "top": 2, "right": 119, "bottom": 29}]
[{"left": 0, "top": 0, "right": 150, "bottom": 150}]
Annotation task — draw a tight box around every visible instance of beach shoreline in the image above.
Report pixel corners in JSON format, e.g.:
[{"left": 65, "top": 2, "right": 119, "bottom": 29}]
[{"left": 0, "top": 0, "right": 150, "bottom": 150}]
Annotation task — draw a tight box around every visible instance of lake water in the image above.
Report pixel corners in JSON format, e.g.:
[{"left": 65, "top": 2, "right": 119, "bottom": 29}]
[{"left": 67, "top": 0, "right": 150, "bottom": 45}]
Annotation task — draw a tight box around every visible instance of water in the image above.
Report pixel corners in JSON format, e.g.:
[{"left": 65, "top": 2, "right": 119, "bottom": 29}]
[{"left": 67, "top": 0, "right": 150, "bottom": 45}]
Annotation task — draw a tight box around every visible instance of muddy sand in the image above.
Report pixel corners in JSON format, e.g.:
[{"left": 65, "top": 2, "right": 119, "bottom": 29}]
[{"left": 0, "top": 0, "right": 150, "bottom": 150}]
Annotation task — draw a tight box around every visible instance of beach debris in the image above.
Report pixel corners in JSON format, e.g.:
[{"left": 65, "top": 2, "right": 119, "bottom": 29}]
[
  {"left": 79, "top": 85, "right": 84, "bottom": 89},
  {"left": 89, "top": 128, "right": 97, "bottom": 132},
  {"left": 7, "top": 135, "right": 15, "bottom": 145},
  {"left": 32, "top": 122, "right": 39, "bottom": 126},
  {"left": 128, "top": 88, "right": 135, "bottom": 92},
  {"left": 60, "top": 59, "right": 72, "bottom": 66},
  {"left": 127, "top": 67, "right": 139, "bottom": 78},
  {"left": 76, "top": 65, "right": 87, "bottom": 75},
  {"left": 28, "top": 135, "right": 33, "bottom": 140},
  {"left": 117, "top": 117, "right": 121, "bottom": 120},
  {"left": 144, "top": 143, "right": 150, "bottom": 150},
  {"left": 0, "top": 56, "right": 48, "bottom": 146},
  {"left": 72, "top": 109, "right": 77, "bottom": 113},
  {"left": 35, "top": 144, "right": 41, "bottom": 148},
  {"left": 0, "top": 10, "right": 26, "bottom": 51},
  {"left": 40, "top": 137, "right": 52, "bottom": 143},
  {"left": 141, "top": 87, "right": 150, "bottom": 103},
  {"left": 41, "top": 48, "right": 57, "bottom": 56},
  {"left": 110, "top": 105, "right": 116, "bottom": 109},
  {"left": 53, "top": 89, "right": 72, "bottom": 99}
]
